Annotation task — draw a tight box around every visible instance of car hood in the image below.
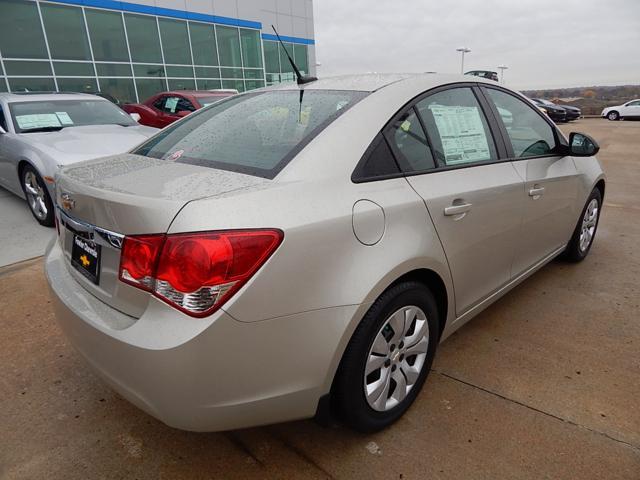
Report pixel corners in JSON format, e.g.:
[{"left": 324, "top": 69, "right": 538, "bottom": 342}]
[
  {"left": 19, "top": 124, "right": 158, "bottom": 165},
  {"left": 560, "top": 105, "right": 580, "bottom": 112}
]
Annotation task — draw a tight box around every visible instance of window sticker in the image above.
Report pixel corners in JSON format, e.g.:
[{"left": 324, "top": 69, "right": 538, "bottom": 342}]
[
  {"left": 55, "top": 112, "right": 74, "bottom": 125},
  {"left": 165, "top": 97, "right": 178, "bottom": 113},
  {"left": 15, "top": 113, "right": 61, "bottom": 130},
  {"left": 429, "top": 105, "right": 491, "bottom": 164}
]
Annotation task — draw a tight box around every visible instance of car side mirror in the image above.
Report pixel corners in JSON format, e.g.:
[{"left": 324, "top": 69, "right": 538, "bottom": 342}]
[
  {"left": 129, "top": 112, "right": 141, "bottom": 122},
  {"left": 176, "top": 110, "right": 191, "bottom": 118},
  {"left": 569, "top": 132, "right": 599, "bottom": 157}
]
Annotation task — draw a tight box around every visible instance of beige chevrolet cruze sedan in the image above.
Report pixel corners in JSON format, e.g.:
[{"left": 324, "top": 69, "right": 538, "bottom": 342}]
[{"left": 45, "top": 74, "right": 605, "bottom": 433}]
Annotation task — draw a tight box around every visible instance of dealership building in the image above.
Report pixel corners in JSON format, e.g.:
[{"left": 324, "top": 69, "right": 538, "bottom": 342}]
[{"left": 0, "top": 0, "right": 316, "bottom": 103}]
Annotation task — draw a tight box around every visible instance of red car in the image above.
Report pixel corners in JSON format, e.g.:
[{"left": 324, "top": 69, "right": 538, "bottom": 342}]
[{"left": 123, "top": 89, "right": 237, "bottom": 128}]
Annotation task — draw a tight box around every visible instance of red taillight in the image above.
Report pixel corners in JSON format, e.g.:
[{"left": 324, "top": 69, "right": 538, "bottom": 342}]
[
  {"left": 119, "top": 230, "right": 283, "bottom": 317},
  {"left": 119, "top": 234, "right": 165, "bottom": 290}
]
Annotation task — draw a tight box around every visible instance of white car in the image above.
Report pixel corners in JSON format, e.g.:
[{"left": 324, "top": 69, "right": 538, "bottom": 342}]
[
  {"left": 601, "top": 99, "right": 640, "bottom": 121},
  {"left": 0, "top": 92, "right": 158, "bottom": 226}
]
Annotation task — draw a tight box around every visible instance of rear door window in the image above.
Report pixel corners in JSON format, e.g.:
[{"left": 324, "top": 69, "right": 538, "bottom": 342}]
[
  {"left": 135, "top": 90, "right": 368, "bottom": 178},
  {"left": 384, "top": 108, "right": 435, "bottom": 172},
  {"left": 415, "top": 87, "right": 498, "bottom": 167}
]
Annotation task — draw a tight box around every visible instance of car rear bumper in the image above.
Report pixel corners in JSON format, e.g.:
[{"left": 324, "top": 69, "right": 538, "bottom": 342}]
[{"left": 45, "top": 238, "right": 358, "bottom": 431}]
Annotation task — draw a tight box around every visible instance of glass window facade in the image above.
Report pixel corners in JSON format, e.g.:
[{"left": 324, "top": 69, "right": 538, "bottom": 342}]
[
  {"left": 40, "top": 3, "right": 92, "bottom": 61},
  {"left": 189, "top": 23, "right": 218, "bottom": 66},
  {"left": 85, "top": 9, "right": 130, "bottom": 62},
  {"left": 125, "top": 14, "right": 163, "bottom": 64},
  {"left": 158, "top": 18, "right": 192, "bottom": 65},
  {"left": 264, "top": 40, "right": 309, "bottom": 85},
  {"left": 0, "top": 0, "right": 311, "bottom": 102}
]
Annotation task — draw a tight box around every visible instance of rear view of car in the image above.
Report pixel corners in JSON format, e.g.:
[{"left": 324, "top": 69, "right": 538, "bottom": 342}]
[{"left": 45, "top": 74, "right": 604, "bottom": 433}]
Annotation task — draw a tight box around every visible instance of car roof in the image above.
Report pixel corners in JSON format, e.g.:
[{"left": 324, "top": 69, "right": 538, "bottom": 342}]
[
  {"left": 0, "top": 92, "right": 106, "bottom": 103},
  {"left": 262, "top": 73, "right": 498, "bottom": 93}
]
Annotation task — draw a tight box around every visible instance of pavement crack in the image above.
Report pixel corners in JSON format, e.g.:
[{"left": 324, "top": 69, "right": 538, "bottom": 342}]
[
  {"left": 267, "top": 428, "right": 336, "bottom": 480},
  {"left": 223, "top": 431, "right": 265, "bottom": 467},
  {"left": 433, "top": 369, "right": 640, "bottom": 453}
]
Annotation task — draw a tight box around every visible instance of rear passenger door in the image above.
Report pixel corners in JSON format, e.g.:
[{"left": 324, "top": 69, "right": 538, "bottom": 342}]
[
  {"left": 481, "top": 86, "right": 580, "bottom": 276},
  {"left": 392, "top": 86, "right": 525, "bottom": 316}
]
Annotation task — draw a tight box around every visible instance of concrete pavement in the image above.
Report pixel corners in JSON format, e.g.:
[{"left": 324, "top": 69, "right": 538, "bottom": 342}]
[
  {"left": 1, "top": 119, "right": 639, "bottom": 479},
  {"left": 0, "top": 186, "right": 54, "bottom": 267}
]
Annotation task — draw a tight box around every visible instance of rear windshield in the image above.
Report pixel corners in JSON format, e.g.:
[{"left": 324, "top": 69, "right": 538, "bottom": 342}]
[{"left": 134, "top": 90, "right": 368, "bottom": 178}]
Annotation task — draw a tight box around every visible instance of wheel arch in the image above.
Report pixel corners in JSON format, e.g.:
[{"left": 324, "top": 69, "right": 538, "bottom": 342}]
[
  {"left": 595, "top": 178, "right": 605, "bottom": 200},
  {"left": 323, "top": 265, "right": 452, "bottom": 394},
  {"left": 385, "top": 268, "right": 449, "bottom": 340},
  {"left": 318, "top": 266, "right": 451, "bottom": 423}
]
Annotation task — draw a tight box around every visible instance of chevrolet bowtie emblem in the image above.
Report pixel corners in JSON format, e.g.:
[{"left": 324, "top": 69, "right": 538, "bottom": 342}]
[
  {"left": 61, "top": 192, "right": 75, "bottom": 211},
  {"left": 79, "top": 254, "right": 90, "bottom": 267}
]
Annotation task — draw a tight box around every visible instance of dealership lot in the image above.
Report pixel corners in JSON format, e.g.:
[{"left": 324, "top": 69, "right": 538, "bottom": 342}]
[{"left": 1, "top": 118, "right": 639, "bottom": 479}]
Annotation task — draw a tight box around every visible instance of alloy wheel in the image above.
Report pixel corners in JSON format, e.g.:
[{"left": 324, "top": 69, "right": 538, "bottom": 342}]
[
  {"left": 364, "top": 305, "right": 430, "bottom": 411},
  {"left": 579, "top": 198, "right": 599, "bottom": 252},
  {"left": 23, "top": 170, "right": 48, "bottom": 221}
]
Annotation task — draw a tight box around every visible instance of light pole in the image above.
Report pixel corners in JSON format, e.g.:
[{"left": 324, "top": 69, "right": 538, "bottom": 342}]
[
  {"left": 456, "top": 47, "right": 471, "bottom": 74},
  {"left": 497, "top": 64, "right": 508, "bottom": 84}
]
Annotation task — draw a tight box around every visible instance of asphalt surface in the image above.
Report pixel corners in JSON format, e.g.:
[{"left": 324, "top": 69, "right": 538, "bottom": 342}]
[{"left": 1, "top": 118, "right": 639, "bottom": 479}]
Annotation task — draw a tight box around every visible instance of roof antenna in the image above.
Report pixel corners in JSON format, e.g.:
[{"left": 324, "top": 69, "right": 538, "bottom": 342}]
[{"left": 271, "top": 25, "right": 317, "bottom": 85}]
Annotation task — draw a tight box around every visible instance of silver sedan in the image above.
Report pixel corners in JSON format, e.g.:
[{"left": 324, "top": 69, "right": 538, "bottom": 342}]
[
  {"left": 45, "top": 74, "right": 605, "bottom": 432},
  {"left": 0, "top": 92, "right": 157, "bottom": 226}
]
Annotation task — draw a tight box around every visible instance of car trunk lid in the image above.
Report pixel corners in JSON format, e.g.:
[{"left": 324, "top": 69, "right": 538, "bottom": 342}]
[{"left": 55, "top": 153, "right": 270, "bottom": 319}]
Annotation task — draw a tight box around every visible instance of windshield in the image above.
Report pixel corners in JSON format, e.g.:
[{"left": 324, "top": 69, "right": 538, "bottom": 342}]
[
  {"left": 10, "top": 99, "right": 135, "bottom": 133},
  {"left": 197, "top": 95, "right": 234, "bottom": 107},
  {"left": 134, "top": 90, "right": 368, "bottom": 178}
]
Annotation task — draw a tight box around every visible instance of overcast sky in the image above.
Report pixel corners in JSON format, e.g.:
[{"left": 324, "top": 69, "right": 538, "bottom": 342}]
[{"left": 312, "top": 0, "right": 640, "bottom": 90}]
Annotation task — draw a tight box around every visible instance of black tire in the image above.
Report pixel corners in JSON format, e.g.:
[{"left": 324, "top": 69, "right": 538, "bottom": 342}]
[
  {"left": 607, "top": 111, "right": 619, "bottom": 121},
  {"left": 20, "top": 164, "right": 54, "bottom": 227},
  {"left": 562, "top": 188, "right": 602, "bottom": 262},
  {"left": 333, "top": 281, "right": 440, "bottom": 433}
]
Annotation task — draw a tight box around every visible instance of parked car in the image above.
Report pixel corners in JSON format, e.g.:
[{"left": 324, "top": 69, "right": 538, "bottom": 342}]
[
  {"left": 0, "top": 92, "right": 157, "bottom": 226},
  {"left": 123, "top": 89, "right": 238, "bottom": 128},
  {"left": 601, "top": 99, "right": 640, "bottom": 121},
  {"left": 558, "top": 104, "right": 581, "bottom": 121},
  {"left": 465, "top": 70, "right": 499, "bottom": 81},
  {"left": 46, "top": 74, "right": 604, "bottom": 433},
  {"left": 532, "top": 98, "right": 580, "bottom": 121},
  {"left": 529, "top": 98, "right": 567, "bottom": 123}
]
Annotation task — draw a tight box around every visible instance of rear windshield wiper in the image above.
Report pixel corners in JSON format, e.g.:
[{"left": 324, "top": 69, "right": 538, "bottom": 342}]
[{"left": 20, "top": 126, "right": 65, "bottom": 133}]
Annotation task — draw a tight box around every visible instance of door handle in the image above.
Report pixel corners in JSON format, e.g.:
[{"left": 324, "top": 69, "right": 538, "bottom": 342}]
[
  {"left": 444, "top": 202, "right": 473, "bottom": 216},
  {"left": 529, "top": 186, "right": 545, "bottom": 197}
]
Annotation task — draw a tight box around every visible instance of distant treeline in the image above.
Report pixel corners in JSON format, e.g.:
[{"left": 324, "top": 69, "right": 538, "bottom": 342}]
[{"left": 521, "top": 84, "right": 640, "bottom": 115}]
